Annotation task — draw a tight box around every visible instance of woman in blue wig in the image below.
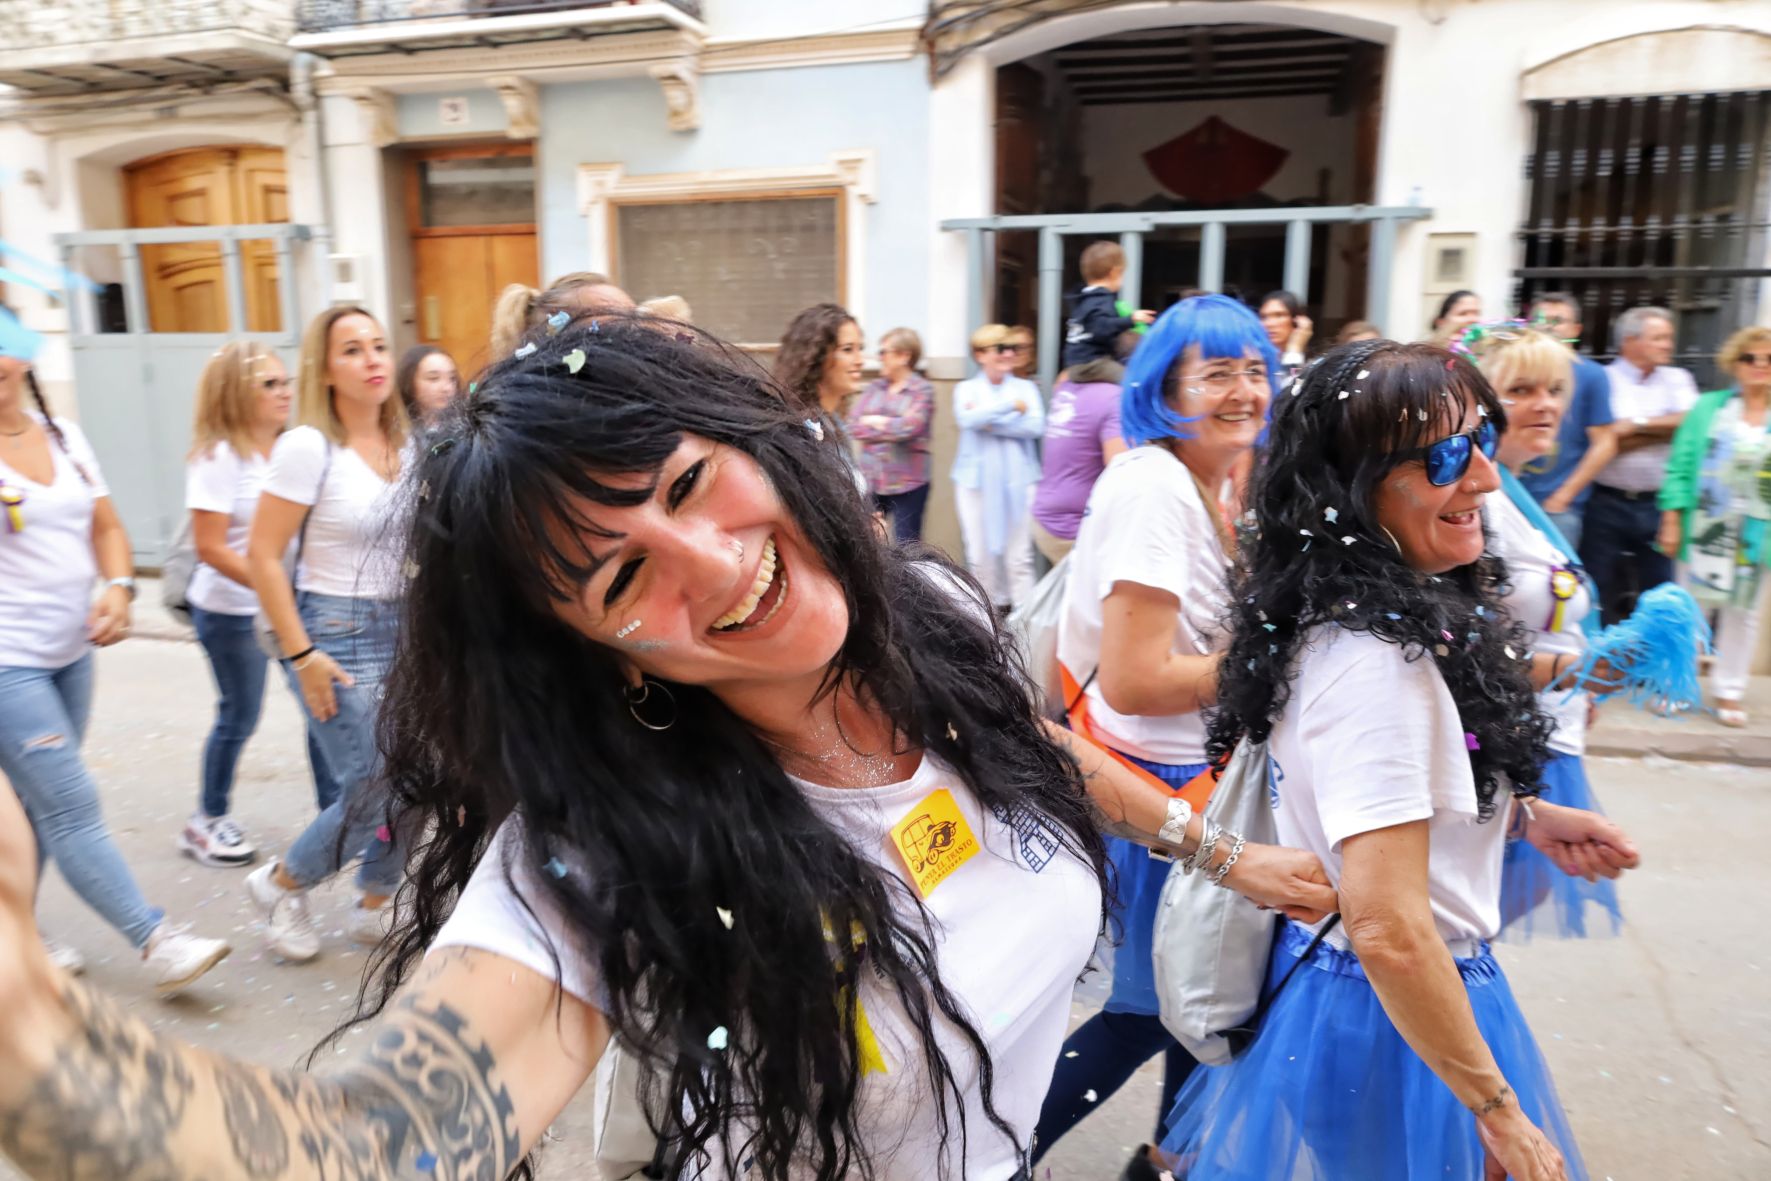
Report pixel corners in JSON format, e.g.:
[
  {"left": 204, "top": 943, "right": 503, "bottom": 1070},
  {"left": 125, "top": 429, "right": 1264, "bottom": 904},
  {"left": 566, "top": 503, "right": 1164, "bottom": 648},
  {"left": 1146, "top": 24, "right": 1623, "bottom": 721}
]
[
  {"left": 1467, "top": 323, "right": 1624, "bottom": 939},
  {"left": 1038, "top": 295, "right": 1282, "bottom": 1177}
]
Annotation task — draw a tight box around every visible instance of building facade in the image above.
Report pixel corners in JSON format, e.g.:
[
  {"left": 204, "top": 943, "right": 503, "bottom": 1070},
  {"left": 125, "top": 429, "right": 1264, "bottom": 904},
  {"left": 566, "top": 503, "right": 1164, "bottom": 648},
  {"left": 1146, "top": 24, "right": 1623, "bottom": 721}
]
[{"left": 2, "top": 0, "right": 1768, "bottom": 605}]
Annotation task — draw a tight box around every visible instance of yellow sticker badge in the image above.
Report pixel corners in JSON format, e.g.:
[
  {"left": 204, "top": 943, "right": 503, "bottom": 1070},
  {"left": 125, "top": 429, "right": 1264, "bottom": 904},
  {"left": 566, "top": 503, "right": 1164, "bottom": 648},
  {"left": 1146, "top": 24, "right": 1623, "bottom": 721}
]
[{"left": 890, "top": 789, "right": 980, "bottom": 899}]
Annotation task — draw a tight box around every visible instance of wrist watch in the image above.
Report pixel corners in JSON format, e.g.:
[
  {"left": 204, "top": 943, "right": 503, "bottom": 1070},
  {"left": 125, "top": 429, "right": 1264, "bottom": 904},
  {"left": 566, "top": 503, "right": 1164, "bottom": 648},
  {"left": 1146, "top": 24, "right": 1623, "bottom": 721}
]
[{"left": 106, "top": 576, "right": 137, "bottom": 599}]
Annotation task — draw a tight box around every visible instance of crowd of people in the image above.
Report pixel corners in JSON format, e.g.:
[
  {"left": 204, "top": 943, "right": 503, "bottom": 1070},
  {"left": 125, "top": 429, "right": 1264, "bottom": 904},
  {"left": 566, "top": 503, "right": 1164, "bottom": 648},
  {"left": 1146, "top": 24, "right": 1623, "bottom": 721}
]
[{"left": 0, "top": 232, "right": 1761, "bottom": 1181}]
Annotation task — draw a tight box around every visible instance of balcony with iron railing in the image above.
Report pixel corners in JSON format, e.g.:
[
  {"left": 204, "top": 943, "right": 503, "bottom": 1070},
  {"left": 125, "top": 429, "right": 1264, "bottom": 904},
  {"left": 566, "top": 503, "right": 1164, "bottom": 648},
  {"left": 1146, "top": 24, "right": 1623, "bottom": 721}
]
[
  {"left": 0, "top": 0, "right": 294, "bottom": 97},
  {"left": 294, "top": 0, "right": 700, "bottom": 35}
]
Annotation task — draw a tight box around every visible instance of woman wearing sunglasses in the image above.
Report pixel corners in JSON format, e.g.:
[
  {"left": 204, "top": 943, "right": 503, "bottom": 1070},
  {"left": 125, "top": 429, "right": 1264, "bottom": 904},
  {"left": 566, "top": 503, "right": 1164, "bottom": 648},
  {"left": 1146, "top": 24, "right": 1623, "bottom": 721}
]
[
  {"left": 1464, "top": 324, "right": 1626, "bottom": 939},
  {"left": 1157, "top": 340, "right": 1638, "bottom": 1181},
  {"left": 1658, "top": 324, "right": 1771, "bottom": 729},
  {"left": 953, "top": 323, "right": 1044, "bottom": 611},
  {"left": 179, "top": 343, "right": 340, "bottom": 868}
]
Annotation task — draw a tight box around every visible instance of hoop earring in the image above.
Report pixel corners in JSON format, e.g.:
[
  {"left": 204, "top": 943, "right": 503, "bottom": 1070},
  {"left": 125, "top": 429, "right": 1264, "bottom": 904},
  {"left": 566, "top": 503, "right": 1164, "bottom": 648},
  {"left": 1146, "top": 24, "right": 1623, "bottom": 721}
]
[
  {"left": 1381, "top": 526, "right": 1404, "bottom": 555},
  {"left": 625, "top": 678, "right": 678, "bottom": 731}
]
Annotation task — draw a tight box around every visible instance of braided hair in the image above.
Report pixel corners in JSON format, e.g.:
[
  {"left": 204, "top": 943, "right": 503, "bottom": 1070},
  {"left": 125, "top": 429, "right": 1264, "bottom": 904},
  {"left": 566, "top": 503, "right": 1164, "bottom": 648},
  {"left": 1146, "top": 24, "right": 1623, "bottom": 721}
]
[
  {"left": 1208, "top": 339, "right": 1553, "bottom": 818},
  {"left": 24, "top": 370, "right": 92, "bottom": 486}
]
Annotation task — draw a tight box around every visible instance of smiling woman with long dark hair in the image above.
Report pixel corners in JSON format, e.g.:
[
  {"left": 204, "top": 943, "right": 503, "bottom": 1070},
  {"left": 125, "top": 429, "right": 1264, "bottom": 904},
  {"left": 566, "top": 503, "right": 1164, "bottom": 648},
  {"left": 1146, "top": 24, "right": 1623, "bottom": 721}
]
[
  {"left": 1156, "top": 340, "right": 1638, "bottom": 1181},
  {"left": 0, "top": 316, "right": 1337, "bottom": 1181}
]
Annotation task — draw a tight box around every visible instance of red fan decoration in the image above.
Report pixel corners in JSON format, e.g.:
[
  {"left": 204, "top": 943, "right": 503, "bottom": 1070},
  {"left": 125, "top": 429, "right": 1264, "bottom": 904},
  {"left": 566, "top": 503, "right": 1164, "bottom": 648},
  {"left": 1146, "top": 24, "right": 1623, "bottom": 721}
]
[{"left": 1142, "top": 116, "right": 1289, "bottom": 204}]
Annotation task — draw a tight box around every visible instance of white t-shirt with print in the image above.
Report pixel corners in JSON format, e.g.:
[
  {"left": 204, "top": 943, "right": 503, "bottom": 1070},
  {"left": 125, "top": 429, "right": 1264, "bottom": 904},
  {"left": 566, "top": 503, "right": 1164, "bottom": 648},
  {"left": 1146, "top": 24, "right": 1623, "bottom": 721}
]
[
  {"left": 1487, "top": 494, "right": 1591, "bottom": 757},
  {"left": 0, "top": 416, "right": 109, "bottom": 670},
  {"left": 431, "top": 755, "right": 1102, "bottom": 1180},
  {"left": 1056, "top": 445, "right": 1229, "bottom": 765},
  {"left": 262, "top": 426, "right": 411, "bottom": 600},
  {"left": 1267, "top": 627, "right": 1507, "bottom": 946},
  {"left": 185, "top": 444, "right": 271, "bottom": 617}
]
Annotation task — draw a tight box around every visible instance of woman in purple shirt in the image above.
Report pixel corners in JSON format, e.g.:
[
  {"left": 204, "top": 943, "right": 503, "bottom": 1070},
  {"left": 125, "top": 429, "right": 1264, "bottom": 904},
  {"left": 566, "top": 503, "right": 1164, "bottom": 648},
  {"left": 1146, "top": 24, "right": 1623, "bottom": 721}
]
[
  {"left": 847, "top": 327, "right": 935, "bottom": 543},
  {"left": 1032, "top": 355, "right": 1128, "bottom": 562}
]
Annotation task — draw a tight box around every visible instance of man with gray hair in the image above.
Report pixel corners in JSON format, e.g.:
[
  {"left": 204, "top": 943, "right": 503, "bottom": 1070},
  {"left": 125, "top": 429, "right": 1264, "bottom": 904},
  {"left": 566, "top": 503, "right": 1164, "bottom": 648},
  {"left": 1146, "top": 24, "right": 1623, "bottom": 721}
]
[{"left": 1581, "top": 305, "right": 1698, "bottom": 622}]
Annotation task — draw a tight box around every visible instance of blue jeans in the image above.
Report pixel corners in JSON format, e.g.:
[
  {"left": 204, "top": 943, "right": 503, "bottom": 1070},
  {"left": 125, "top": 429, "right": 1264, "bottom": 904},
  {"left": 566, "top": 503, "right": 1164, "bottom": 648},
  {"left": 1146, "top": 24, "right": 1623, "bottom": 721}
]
[
  {"left": 1579, "top": 485, "right": 1674, "bottom": 625},
  {"left": 279, "top": 593, "right": 403, "bottom": 893},
  {"left": 0, "top": 654, "right": 164, "bottom": 948},
  {"left": 1547, "top": 508, "right": 1583, "bottom": 552},
  {"left": 874, "top": 484, "right": 930, "bottom": 545},
  {"left": 192, "top": 607, "right": 341, "bottom": 819}
]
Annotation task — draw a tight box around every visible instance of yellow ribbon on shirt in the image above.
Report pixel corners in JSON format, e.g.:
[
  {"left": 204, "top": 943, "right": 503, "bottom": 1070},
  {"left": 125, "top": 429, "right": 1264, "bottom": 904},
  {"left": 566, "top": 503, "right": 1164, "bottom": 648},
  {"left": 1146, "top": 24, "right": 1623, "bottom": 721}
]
[
  {"left": 1546, "top": 566, "right": 1579, "bottom": 633},
  {"left": 0, "top": 483, "right": 23, "bottom": 534}
]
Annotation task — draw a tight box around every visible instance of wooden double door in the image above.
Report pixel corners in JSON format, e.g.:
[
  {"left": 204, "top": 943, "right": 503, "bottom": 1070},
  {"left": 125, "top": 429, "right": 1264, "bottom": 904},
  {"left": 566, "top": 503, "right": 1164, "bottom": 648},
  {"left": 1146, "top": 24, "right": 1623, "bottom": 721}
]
[
  {"left": 125, "top": 146, "right": 288, "bottom": 333},
  {"left": 408, "top": 145, "right": 539, "bottom": 376}
]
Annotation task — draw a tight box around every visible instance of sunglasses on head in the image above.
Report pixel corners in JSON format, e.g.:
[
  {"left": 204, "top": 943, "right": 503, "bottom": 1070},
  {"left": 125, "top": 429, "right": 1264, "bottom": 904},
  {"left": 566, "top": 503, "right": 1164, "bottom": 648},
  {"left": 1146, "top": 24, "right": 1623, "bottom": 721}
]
[{"left": 1399, "top": 418, "right": 1499, "bottom": 486}]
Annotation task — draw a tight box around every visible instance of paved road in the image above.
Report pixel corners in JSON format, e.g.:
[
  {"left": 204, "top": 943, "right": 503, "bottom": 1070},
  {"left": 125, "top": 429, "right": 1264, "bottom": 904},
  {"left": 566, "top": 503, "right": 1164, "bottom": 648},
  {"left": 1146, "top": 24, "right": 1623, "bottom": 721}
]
[{"left": 7, "top": 636, "right": 1770, "bottom": 1180}]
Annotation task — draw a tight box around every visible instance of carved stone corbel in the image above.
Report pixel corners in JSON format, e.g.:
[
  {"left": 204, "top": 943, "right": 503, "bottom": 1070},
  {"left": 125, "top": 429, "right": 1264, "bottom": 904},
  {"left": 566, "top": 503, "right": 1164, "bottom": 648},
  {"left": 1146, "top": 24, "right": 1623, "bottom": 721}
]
[
  {"left": 345, "top": 87, "right": 397, "bottom": 148},
  {"left": 487, "top": 75, "right": 539, "bottom": 140},
  {"left": 648, "top": 61, "right": 700, "bottom": 133}
]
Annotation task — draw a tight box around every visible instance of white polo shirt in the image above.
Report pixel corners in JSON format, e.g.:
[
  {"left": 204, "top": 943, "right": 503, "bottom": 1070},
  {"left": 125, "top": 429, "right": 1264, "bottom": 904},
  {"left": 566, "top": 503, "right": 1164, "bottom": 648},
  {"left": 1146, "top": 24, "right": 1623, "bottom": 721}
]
[{"left": 1597, "top": 360, "right": 1698, "bottom": 493}]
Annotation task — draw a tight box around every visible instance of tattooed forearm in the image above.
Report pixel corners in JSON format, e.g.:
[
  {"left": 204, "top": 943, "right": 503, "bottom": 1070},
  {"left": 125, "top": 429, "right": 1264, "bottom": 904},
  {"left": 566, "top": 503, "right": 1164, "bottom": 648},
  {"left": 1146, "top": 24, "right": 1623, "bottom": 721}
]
[{"left": 0, "top": 980, "right": 521, "bottom": 1181}]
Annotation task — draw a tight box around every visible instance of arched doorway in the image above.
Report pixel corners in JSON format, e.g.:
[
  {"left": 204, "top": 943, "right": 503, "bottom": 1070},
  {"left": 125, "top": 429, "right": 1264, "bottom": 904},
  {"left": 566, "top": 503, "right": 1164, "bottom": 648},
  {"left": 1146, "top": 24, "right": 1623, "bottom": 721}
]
[
  {"left": 124, "top": 145, "right": 289, "bottom": 333},
  {"left": 991, "top": 20, "right": 1387, "bottom": 334}
]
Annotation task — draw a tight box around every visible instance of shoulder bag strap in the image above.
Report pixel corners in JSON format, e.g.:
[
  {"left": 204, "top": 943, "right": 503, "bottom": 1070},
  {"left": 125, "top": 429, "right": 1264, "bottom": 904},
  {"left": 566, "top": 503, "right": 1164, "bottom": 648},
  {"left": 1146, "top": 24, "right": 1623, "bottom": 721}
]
[{"left": 294, "top": 441, "right": 334, "bottom": 570}]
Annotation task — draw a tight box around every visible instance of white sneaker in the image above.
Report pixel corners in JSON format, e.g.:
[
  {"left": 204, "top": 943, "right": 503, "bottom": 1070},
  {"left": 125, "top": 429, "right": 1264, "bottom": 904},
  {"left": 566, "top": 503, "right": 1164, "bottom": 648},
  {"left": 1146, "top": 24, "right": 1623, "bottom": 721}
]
[
  {"left": 246, "top": 861, "right": 321, "bottom": 962},
  {"left": 178, "top": 813, "right": 258, "bottom": 867},
  {"left": 346, "top": 901, "right": 393, "bottom": 947},
  {"left": 42, "top": 938, "right": 86, "bottom": 976},
  {"left": 143, "top": 923, "right": 230, "bottom": 996}
]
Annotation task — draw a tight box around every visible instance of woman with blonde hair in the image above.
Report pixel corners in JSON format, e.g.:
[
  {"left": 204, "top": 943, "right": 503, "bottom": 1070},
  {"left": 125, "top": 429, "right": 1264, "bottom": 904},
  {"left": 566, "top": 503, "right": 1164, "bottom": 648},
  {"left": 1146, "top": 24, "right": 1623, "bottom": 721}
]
[
  {"left": 953, "top": 323, "right": 1043, "bottom": 611},
  {"left": 489, "top": 272, "right": 635, "bottom": 357},
  {"left": 243, "top": 305, "right": 415, "bottom": 963},
  {"left": 1466, "top": 323, "right": 1624, "bottom": 939},
  {"left": 179, "top": 341, "right": 339, "bottom": 868},
  {"left": 1659, "top": 323, "right": 1771, "bottom": 727}
]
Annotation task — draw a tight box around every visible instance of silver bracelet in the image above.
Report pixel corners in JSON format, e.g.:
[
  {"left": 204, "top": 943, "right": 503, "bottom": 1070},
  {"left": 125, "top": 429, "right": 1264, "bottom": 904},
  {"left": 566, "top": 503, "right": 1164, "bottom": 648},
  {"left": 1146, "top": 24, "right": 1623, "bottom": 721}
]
[
  {"left": 1156, "top": 797, "right": 1193, "bottom": 849},
  {"left": 1209, "top": 832, "right": 1248, "bottom": 887},
  {"left": 1184, "top": 820, "right": 1221, "bottom": 875}
]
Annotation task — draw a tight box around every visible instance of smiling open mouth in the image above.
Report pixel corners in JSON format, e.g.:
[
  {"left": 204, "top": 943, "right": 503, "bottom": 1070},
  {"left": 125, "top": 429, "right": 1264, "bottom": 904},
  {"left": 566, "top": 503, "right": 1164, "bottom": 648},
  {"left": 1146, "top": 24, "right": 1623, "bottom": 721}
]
[
  {"left": 711, "top": 536, "right": 789, "bottom": 632},
  {"left": 1440, "top": 509, "right": 1479, "bottom": 528}
]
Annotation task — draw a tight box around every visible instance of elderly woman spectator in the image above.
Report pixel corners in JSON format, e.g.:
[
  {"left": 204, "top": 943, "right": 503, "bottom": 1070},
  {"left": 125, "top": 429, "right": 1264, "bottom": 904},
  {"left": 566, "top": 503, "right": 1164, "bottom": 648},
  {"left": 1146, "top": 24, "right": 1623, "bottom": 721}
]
[
  {"left": 1158, "top": 339, "right": 1637, "bottom": 1180},
  {"left": 846, "top": 327, "right": 934, "bottom": 543},
  {"left": 952, "top": 323, "right": 1043, "bottom": 611},
  {"left": 1658, "top": 324, "right": 1771, "bottom": 727}
]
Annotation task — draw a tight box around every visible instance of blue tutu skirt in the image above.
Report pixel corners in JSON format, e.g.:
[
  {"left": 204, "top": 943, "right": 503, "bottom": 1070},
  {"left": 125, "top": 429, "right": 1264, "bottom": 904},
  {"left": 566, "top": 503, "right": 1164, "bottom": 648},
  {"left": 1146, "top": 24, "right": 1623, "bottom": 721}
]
[
  {"left": 1500, "top": 753, "right": 1622, "bottom": 940},
  {"left": 1160, "top": 922, "right": 1588, "bottom": 1180},
  {"left": 1103, "top": 755, "right": 1209, "bottom": 1016}
]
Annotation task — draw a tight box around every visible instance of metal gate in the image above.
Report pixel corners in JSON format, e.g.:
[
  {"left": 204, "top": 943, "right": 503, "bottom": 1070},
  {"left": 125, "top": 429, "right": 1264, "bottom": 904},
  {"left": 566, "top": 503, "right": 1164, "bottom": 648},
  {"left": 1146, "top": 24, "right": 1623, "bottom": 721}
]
[
  {"left": 941, "top": 204, "right": 1431, "bottom": 390},
  {"left": 54, "top": 224, "right": 314, "bottom": 564},
  {"left": 1515, "top": 91, "right": 1771, "bottom": 386}
]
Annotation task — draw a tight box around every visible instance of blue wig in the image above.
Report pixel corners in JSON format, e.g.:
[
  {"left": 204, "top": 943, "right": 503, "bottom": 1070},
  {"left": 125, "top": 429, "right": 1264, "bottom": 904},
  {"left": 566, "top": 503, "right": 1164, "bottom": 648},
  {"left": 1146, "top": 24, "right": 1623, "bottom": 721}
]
[{"left": 1119, "top": 293, "right": 1280, "bottom": 446}]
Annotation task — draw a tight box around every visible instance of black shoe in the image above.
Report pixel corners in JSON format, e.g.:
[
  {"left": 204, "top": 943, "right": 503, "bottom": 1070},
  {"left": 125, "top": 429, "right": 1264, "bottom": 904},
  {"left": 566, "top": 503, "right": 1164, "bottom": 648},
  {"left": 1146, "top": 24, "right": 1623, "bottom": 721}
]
[{"left": 1119, "top": 1144, "right": 1171, "bottom": 1181}]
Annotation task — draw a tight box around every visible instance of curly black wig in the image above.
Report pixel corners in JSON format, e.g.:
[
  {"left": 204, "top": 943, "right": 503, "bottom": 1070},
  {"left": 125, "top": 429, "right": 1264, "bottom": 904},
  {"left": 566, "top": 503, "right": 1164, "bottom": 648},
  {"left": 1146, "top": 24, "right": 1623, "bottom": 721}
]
[
  {"left": 347, "top": 315, "right": 1108, "bottom": 1180},
  {"left": 1206, "top": 339, "right": 1554, "bottom": 818}
]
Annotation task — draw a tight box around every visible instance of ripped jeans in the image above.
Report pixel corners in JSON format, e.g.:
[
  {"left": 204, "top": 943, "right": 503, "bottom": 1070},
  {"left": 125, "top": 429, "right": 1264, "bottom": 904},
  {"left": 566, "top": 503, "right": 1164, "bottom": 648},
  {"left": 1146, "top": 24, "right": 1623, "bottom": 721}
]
[
  {"left": 0, "top": 654, "right": 165, "bottom": 948},
  {"left": 278, "top": 592, "right": 403, "bottom": 894}
]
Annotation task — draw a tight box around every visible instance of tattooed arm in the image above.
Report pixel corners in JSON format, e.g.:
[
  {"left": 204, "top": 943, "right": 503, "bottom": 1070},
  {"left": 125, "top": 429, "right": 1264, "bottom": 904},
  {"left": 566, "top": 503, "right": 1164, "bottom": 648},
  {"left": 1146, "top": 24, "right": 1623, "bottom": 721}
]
[{"left": 0, "top": 940, "right": 608, "bottom": 1181}]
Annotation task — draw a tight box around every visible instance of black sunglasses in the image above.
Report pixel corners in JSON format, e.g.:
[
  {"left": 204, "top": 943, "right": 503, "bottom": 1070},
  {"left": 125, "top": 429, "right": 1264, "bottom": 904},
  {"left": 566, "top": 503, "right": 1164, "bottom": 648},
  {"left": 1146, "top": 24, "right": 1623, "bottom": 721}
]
[{"left": 1397, "top": 418, "right": 1499, "bottom": 486}]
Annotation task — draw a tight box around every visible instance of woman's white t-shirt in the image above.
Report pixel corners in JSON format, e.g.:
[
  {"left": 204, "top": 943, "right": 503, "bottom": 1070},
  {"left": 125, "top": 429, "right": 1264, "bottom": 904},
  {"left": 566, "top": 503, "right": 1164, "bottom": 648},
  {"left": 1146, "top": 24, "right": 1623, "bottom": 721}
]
[
  {"left": 262, "top": 426, "right": 412, "bottom": 600},
  {"left": 1267, "top": 626, "right": 1507, "bottom": 946},
  {"left": 0, "top": 416, "right": 109, "bottom": 670},
  {"left": 1487, "top": 494, "right": 1591, "bottom": 757},
  {"left": 1056, "top": 445, "right": 1229, "bottom": 765},
  {"left": 430, "top": 755, "right": 1102, "bottom": 1180},
  {"left": 185, "top": 444, "right": 271, "bottom": 617}
]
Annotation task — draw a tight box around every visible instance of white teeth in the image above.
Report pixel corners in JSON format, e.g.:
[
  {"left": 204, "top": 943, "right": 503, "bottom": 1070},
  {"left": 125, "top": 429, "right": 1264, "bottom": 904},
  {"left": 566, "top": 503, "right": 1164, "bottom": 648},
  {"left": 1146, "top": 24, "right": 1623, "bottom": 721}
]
[{"left": 712, "top": 537, "right": 779, "bottom": 630}]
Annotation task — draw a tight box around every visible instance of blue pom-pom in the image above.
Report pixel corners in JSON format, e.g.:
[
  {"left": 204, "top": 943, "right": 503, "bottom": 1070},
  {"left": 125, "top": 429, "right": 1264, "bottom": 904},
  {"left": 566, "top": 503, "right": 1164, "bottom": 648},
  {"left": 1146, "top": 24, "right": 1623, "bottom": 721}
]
[{"left": 1569, "top": 584, "right": 1712, "bottom": 712}]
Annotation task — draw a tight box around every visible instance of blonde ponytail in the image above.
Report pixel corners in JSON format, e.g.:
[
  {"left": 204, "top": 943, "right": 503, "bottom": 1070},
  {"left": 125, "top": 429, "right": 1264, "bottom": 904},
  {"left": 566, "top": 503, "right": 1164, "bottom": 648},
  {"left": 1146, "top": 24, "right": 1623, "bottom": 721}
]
[{"left": 490, "top": 283, "right": 539, "bottom": 359}]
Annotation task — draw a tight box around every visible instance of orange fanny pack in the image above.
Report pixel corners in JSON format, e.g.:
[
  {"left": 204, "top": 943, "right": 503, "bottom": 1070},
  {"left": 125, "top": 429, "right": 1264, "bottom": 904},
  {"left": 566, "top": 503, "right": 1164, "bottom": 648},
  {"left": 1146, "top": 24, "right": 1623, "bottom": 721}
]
[{"left": 1059, "top": 662, "right": 1219, "bottom": 812}]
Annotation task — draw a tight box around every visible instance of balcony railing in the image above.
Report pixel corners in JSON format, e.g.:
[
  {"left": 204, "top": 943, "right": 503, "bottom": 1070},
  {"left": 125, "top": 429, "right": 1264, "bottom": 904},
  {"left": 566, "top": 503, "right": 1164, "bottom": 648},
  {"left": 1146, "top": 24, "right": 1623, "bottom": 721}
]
[
  {"left": 294, "top": 0, "right": 701, "bottom": 34},
  {"left": 0, "top": 0, "right": 292, "bottom": 55}
]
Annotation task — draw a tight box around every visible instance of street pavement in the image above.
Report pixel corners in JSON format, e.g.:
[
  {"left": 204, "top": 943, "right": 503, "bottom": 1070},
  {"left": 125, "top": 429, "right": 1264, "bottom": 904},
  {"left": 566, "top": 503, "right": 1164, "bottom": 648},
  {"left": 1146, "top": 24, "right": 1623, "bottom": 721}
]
[{"left": 6, "top": 628, "right": 1771, "bottom": 1181}]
